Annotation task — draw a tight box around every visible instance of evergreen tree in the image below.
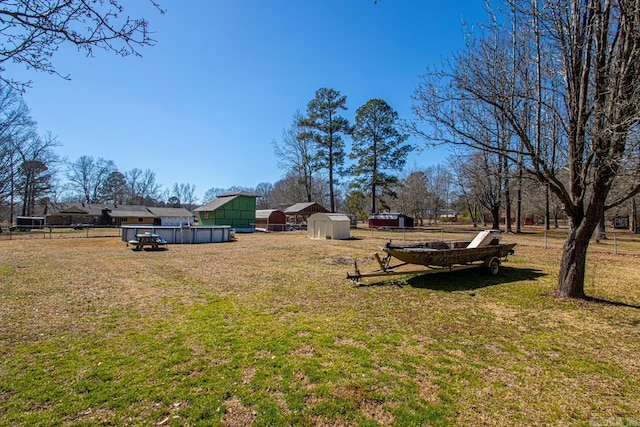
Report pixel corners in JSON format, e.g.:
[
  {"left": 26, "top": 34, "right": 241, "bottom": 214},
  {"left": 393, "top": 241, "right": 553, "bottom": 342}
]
[
  {"left": 299, "top": 88, "right": 350, "bottom": 212},
  {"left": 350, "top": 99, "right": 411, "bottom": 213}
]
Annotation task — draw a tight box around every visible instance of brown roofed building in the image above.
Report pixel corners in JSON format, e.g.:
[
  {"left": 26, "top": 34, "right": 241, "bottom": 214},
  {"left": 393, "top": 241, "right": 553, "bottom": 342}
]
[{"left": 284, "top": 202, "right": 329, "bottom": 224}]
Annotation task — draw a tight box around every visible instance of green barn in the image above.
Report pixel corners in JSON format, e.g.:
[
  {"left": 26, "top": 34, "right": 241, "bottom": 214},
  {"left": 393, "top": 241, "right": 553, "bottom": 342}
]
[{"left": 194, "top": 191, "right": 259, "bottom": 232}]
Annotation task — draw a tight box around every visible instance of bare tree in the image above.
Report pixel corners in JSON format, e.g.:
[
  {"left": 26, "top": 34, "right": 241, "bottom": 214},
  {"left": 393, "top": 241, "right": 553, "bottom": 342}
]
[
  {"left": 0, "top": 0, "right": 164, "bottom": 87},
  {"left": 202, "top": 187, "right": 228, "bottom": 204},
  {"left": 448, "top": 154, "right": 481, "bottom": 227},
  {"left": 170, "top": 182, "right": 197, "bottom": 210},
  {"left": 273, "top": 111, "right": 319, "bottom": 203},
  {"left": 393, "top": 168, "right": 429, "bottom": 226},
  {"left": 410, "top": 0, "right": 640, "bottom": 298},
  {"left": 269, "top": 172, "right": 330, "bottom": 209},
  {"left": 424, "top": 164, "right": 454, "bottom": 225},
  {"left": 455, "top": 151, "right": 504, "bottom": 229},
  {"left": 67, "top": 156, "right": 117, "bottom": 203},
  {"left": 255, "top": 182, "right": 273, "bottom": 209},
  {"left": 15, "top": 132, "right": 60, "bottom": 216},
  {"left": 125, "top": 168, "right": 161, "bottom": 205},
  {"left": 0, "top": 83, "right": 34, "bottom": 224}
]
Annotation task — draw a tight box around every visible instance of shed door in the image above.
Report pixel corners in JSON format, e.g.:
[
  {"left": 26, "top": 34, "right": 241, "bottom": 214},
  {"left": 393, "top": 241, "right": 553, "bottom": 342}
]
[{"left": 315, "top": 221, "right": 326, "bottom": 239}]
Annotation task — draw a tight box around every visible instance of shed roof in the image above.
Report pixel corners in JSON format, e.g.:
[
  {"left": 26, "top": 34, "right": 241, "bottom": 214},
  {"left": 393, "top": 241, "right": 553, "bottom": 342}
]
[
  {"left": 284, "top": 202, "right": 329, "bottom": 215},
  {"left": 255, "top": 209, "right": 284, "bottom": 220},
  {"left": 309, "top": 213, "right": 351, "bottom": 222},
  {"left": 194, "top": 197, "right": 233, "bottom": 212},
  {"left": 369, "top": 212, "right": 410, "bottom": 220},
  {"left": 219, "top": 191, "right": 260, "bottom": 198},
  {"left": 195, "top": 191, "right": 260, "bottom": 212}
]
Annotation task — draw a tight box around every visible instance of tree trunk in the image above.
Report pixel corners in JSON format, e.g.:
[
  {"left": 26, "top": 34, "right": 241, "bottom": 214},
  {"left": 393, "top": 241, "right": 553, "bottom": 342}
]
[
  {"left": 371, "top": 182, "right": 377, "bottom": 214},
  {"left": 595, "top": 213, "right": 607, "bottom": 242},
  {"left": 515, "top": 175, "right": 522, "bottom": 233},
  {"left": 491, "top": 206, "right": 500, "bottom": 230},
  {"left": 505, "top": 192, "right": 512, "bottom": 233},
  {"left": 633, "top": 198, "right": 638, "bottom": 234},
  {"left": 503, "top": 153, "right": 512, "bottom": 233},
  {"left": 545, "top": 184, "right": 551, "bottom": 231},
  {"left": 557, "top": 219, "right": 597, "bottom": 299}
]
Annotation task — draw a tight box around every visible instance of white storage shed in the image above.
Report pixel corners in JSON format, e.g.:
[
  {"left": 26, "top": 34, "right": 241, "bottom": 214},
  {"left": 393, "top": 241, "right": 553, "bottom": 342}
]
[{"left": 307, "top": 213, "right": 351, "bottom": 240}]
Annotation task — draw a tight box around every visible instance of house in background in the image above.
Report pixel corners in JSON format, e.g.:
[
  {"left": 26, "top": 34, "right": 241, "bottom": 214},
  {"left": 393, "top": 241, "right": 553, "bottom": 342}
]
[
  {"left": 46, "top": 203, "right": 113, "bottom": 226},
  {"left": 46, "top": 203, "right": 195, "bottom": 227},
  {"left": 107, "top": 205, "right": 156, "bottom": 226},
  {"left": 147, "top": 207, "right": 194, "bottom": 226},
  {"left": 194, "top": 191, "right": 259, "bottom": 232},
  {"left": 255, "top": 209, "right": 287, "bottom": 231},
  {"left": 284, "top": 202, "right": 329, "bottom": 225}
]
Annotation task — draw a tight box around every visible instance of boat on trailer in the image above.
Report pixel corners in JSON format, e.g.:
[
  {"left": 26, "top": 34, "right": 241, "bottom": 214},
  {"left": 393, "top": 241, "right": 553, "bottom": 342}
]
[{"left": 347, "top": 230, "right": 516, "bottom": 282}]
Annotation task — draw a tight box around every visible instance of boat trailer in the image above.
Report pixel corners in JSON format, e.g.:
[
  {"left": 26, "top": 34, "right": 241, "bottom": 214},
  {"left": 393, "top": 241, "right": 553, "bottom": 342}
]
[{"left": 346, "top": 252, "right": 505, "bottom": 283}]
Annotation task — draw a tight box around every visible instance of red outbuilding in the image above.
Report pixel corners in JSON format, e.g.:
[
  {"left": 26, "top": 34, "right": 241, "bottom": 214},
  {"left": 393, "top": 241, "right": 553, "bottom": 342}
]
[
  {"left": 368, "top": 213, "right": 414, "bottom": 229},
  {"left": 255, "top": 209, "right": 287, "bottom": 231}
]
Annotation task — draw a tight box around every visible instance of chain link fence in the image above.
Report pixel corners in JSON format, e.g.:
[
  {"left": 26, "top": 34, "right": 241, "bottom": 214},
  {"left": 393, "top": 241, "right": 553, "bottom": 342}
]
[
  {"left": 0, "top": 225, "right": 122, "bottom": 241},
  {"left": 2, "top": 223, "right": 639, "bottom": 256},
  {"left": 350, "top": 226, "right": 640, "bottom": 256}
]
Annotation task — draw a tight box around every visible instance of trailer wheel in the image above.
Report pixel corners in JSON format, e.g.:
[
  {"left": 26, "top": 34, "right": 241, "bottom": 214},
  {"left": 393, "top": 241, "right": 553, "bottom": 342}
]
[{"left": 488, "top": 257, "right": 500, "bottom": 275}]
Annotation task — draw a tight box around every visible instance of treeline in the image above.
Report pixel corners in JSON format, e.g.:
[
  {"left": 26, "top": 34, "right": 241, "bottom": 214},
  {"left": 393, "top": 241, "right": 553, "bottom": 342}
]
[
  {"left": 0, "top": 83, "right": 201, "bottom": 221},
  {"left": 1, "top": 81, "right": 570, "bottom": 229}
]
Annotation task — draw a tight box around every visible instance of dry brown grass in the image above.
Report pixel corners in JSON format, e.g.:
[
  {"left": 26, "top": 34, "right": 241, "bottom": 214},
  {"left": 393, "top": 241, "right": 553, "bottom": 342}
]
[{"left": 1, "top": 229, "right": 640, "bottom": 425}]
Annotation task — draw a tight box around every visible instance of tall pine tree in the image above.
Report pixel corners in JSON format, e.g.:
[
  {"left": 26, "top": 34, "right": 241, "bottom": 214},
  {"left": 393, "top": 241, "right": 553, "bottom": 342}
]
[
  {"left": 298, "top": 88, "right": 350, "bottom": 212},
  {"left": 350, "top": 99, "right": 411, "bottom": 213}
]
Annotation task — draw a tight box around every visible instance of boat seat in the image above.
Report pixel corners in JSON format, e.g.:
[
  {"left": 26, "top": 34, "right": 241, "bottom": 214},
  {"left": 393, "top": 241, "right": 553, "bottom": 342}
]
[{"left": 467, "top": 230, "right": 500, "bottom": 248}]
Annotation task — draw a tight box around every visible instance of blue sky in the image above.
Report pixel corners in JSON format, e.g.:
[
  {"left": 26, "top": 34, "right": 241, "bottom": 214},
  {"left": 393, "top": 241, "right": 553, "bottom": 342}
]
[{"left": 14, "top": 1, "right": 487, "bottom": 201}]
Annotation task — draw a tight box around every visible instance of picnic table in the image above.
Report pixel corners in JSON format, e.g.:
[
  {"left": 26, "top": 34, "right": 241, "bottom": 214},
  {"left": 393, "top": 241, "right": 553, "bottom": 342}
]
[{"left": 128, "top": 233, "right": 168, "bottom": 251}]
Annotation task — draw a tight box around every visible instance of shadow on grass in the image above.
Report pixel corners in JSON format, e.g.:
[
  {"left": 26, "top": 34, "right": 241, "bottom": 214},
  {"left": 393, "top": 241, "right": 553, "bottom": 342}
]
[
  {"left": 358, "top": 266, "right": 546, "bottom": 292},
  {"left": 584, "top": 296, "right": 640, "bottom": 310}
]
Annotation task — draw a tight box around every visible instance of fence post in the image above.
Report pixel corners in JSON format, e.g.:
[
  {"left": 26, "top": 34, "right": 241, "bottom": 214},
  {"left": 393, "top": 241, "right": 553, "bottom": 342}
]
[
  {"left": 544, "top": 231, "right": 548, "bottom": 249},
  {"left": 614, "top": 233, "right": 618, "bottom": 255}
]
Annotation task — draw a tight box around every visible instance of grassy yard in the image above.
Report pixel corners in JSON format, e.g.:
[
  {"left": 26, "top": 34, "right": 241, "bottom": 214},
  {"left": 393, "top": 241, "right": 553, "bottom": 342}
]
[{"left": 1, "top": 229, "right": 639, "bottom": 426}]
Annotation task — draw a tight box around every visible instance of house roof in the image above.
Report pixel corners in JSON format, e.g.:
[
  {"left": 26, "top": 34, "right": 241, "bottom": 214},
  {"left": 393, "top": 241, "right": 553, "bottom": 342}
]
[
  {"left": 47, "top": 203, "right": 192, "bottom": 219},
  {"left": 108, "top": 207, "right": 156, "bottom": 218},
  {"left": 47, "top": 202, "right": 113, "bottom": 216},
  {"left": 147, "top": 207, "right": 193, "bottom": 218},
  {"left": 284, "top": 202, "right": 328, "bottom": 215}
]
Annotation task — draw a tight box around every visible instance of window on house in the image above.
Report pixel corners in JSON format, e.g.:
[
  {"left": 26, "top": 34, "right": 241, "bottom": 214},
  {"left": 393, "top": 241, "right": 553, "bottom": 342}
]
[
  {"left": 205, "top": 212, "right": 209, "bottom": 220},
  {"left": 138, "top": 217, "right": 143, "bottom": 222}
]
